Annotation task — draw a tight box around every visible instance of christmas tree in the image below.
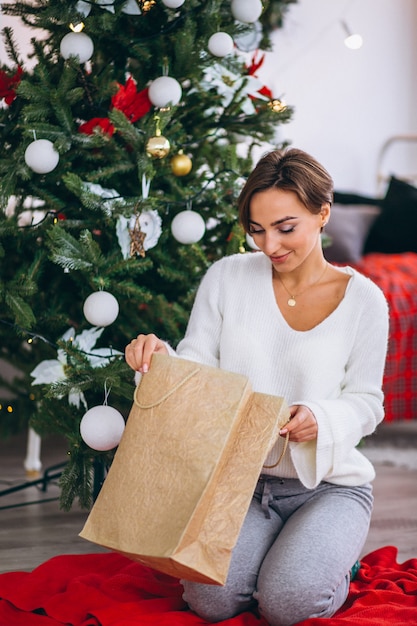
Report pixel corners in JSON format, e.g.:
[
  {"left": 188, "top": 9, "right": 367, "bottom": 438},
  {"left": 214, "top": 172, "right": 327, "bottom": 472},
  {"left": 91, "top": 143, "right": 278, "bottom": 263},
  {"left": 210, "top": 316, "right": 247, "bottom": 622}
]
[{"left": 0, "top": 0, "right": 295, "bottom": 509}]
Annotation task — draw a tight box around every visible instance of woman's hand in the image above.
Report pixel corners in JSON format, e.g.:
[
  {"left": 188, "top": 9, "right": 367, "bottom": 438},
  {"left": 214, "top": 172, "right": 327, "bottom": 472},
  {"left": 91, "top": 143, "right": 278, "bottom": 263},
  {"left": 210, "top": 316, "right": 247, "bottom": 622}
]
[
  {"left": 279, "top": 405, "right": 318, "bottom": 442},
  {"left": 125, "top": 333, "right": 168, "bottom": 374}
]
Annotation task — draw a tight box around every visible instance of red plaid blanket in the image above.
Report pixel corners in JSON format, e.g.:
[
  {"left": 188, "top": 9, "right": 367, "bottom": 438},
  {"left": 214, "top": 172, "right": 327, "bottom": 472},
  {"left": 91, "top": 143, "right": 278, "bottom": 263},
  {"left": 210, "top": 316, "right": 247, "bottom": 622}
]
[{"left": 351, "top": 252, "right": 417, "bottom": 421}]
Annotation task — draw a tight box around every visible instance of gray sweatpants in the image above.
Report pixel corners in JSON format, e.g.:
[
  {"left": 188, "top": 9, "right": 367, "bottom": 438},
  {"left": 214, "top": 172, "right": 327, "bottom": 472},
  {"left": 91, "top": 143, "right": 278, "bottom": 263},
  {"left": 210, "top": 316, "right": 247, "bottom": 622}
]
[{"left": 182, "top": 476, "right": 373, "bottom": 626}]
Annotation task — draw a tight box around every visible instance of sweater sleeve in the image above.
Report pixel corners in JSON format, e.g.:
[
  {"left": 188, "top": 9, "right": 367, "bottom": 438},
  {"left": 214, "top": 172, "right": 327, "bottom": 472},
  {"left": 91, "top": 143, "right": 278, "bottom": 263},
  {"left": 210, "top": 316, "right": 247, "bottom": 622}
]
[
  {"left": 290, "top": 279, "right": 390, "bottom": 488},
  {"left": 174, "top": 259, "right": 224, "bottom": 367}
]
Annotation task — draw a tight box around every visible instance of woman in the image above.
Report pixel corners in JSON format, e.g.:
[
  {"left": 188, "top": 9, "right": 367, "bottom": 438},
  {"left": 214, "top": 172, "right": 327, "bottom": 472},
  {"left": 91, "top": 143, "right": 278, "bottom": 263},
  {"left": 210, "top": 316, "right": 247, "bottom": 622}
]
[{"left": 125, "top": 148, "right": 389, "bottom": 626}]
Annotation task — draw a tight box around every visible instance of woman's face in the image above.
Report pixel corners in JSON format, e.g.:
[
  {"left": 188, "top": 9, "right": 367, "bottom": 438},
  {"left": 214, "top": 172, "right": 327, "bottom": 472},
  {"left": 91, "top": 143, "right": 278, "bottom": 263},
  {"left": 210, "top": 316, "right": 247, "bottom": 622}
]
[{"left": 248, "top": 187, "right": 329, "bottom": 271}]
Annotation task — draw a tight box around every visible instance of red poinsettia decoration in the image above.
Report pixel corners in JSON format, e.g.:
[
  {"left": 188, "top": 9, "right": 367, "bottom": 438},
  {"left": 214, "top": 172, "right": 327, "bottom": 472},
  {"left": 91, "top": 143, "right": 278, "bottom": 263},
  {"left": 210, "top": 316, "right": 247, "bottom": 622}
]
[
  {"left": 246, "top": 52, "right": 273, "bottom": 101},
  {"left": 0, "top": 66, "right": 23, "bottom": 104},
  {"left": 78, "top": 117, "right": 116, "bottom": 136},
  {"left": 111, "top": 76, "right": 152, "bottom": 123},
  {"left": 79, "top": 76, "right": 152, "bottom": 136},
  {"left": 246, "top": 51, "right": 265, "bottom": 77}
]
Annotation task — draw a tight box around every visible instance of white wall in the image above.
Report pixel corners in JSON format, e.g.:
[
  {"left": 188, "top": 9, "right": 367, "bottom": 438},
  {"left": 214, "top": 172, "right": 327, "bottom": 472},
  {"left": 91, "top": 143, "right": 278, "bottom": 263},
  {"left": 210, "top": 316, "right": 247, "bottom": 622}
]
[
  {"left": 0, "top": 6, "right": 39, "bottom": 67},
  {"left": 2, "top": 1, "right": 417, "bottom": 196},
  {"left": 258, "top": 0, "right": 417, "bottom": 196}
]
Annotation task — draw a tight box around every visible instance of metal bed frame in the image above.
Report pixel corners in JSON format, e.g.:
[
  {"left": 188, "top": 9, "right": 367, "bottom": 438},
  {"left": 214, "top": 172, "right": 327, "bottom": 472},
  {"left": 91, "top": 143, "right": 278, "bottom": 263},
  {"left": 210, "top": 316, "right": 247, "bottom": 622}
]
[{"left": 376, "top": 134, "right": 417, "bottom": 193}]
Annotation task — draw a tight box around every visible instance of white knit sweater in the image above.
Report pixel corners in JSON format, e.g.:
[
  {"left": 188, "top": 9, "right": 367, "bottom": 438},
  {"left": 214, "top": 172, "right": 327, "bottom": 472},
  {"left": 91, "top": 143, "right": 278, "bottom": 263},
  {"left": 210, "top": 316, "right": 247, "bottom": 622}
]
[{"left": 169, "top": 252, "right": 389, "bottom": 489}]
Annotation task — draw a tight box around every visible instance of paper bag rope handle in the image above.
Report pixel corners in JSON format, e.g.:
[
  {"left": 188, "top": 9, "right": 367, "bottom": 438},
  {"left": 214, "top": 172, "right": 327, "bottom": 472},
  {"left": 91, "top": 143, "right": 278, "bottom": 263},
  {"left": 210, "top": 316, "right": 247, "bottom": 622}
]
[
  {"left": 134, "top": 364, "right": 289, "bottom": 469},
  {"left": 262, "top": 426, "right": 290, "bottom": 469},
  {"left": 134, "top": 367, "right": 201, "bottom": 409}
]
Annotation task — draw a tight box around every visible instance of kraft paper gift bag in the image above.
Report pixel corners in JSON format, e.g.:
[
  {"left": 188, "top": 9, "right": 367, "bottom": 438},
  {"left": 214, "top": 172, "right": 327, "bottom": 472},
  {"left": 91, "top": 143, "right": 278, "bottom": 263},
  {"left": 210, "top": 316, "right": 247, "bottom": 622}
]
[{"left": 80, "top": 353, "right": 289, "bottom": 585}]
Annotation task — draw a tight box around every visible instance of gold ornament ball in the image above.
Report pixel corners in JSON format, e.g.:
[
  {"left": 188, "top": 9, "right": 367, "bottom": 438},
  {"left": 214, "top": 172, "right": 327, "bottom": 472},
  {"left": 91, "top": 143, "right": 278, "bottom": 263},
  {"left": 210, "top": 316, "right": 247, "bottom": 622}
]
[
  {"left": 146, "top": 135, "right": 171, "bottom": 159},
  {"left": 171, "top": 153, "right": 192, "bottom": 176}
]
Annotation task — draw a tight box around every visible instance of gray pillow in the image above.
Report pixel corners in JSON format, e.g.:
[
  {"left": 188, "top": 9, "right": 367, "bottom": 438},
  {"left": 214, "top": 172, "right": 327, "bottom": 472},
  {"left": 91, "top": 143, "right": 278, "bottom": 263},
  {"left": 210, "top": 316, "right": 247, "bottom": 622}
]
[{"left": 324, "top": 204, "right": 381, "bottom": 264}]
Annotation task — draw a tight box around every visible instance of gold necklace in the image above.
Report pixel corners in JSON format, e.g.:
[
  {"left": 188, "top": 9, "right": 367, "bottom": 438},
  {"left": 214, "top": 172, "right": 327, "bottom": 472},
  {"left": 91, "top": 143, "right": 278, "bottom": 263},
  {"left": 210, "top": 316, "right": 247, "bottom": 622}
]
[{"left": 276, "top": 263, "right": 328, "bottom": 307}]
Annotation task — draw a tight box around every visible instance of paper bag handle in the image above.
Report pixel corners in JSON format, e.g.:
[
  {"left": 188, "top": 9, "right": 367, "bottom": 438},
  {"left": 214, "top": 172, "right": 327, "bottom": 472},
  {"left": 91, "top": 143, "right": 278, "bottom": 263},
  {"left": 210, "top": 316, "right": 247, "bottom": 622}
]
[
  {"left": 134, "top": 366, "right": 201, "bottom": 409},
  {"left": 262, "top": 428, "right": 290, "bottom": 469}
]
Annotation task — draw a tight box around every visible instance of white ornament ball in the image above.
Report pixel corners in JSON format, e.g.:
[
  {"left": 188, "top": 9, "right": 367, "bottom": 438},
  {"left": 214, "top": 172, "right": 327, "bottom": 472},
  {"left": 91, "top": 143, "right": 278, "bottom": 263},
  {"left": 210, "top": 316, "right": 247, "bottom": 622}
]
[
  {"left": 83, "top": 291, "right": 119, "bottom": 327},
  {"left": 80, "top": 405, "right": 125, "bottom": 451},
  {"left": 231, "top": 0, "right": 263, "bottom": 24},
  {"left": 60, "top": 32, "right": 94, "bottom": 63},
  {"left": 234, "top": 20, "right": 262, "bottom": 52},
  {"left": 171, "top": 210, "right": 206, "bottom": 244},
  {"left": 162, "top": 0, "right": 185, "bottom": 7},
  {"left": 208, "top": 32, "right": 234, "bottom": 57},
  {"left": 24, "top": 139, "right": 60, "bottom": 174},
  {"left": 148, "top": 76, "right": 182, "bottom": 108}
]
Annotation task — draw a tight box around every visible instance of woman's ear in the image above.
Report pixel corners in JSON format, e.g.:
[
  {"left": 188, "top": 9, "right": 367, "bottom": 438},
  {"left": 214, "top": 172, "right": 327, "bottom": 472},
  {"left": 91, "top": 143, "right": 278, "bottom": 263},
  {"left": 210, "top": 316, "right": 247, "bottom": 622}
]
[{"left": 320, "top": 202, "right": 331, "bottom": 228}]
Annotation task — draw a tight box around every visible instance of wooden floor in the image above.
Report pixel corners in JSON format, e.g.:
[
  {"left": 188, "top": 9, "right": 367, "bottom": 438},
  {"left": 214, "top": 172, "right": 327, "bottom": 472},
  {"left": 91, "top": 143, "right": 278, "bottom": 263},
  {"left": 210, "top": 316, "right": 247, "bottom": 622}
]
[
  {"left": 1, "top": 429, "right": 417, "bottom": 575},
  {"left": 0, "top": 432, "right": 107, "bottom": 574}
]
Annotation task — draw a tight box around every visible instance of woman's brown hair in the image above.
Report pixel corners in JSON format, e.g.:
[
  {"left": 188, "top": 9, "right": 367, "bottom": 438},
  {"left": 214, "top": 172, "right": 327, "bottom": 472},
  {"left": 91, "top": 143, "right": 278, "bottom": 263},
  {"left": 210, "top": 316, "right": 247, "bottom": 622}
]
[{"left": 238, "top": 148, "right": 334, "bottom": 232}]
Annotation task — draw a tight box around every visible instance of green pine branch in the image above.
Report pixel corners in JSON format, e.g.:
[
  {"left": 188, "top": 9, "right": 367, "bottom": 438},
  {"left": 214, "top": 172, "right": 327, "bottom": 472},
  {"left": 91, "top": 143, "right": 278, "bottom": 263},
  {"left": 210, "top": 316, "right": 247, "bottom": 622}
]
[{"left": 46, "top": 225, "right": 100, "bottom": 271}]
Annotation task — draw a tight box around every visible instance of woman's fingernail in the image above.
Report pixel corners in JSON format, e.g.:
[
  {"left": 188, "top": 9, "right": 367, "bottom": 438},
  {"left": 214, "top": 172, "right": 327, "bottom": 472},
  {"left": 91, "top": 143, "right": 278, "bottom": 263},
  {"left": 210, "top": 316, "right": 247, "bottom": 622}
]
[{"left": 142, "top": 363, "right": 148, "bottom": 373}]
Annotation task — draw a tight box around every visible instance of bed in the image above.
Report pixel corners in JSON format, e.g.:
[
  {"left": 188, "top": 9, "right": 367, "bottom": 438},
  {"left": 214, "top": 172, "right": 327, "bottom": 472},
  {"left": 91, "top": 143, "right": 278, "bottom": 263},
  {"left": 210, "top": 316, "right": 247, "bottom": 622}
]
[{"left": 324, "top": 135, "right": 417, "bottom": 422}]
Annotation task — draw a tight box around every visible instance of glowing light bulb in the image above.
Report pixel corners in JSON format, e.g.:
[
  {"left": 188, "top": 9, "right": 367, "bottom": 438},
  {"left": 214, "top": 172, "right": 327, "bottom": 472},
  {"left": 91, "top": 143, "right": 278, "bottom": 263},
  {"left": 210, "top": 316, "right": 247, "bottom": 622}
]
[
  {"left": 69, "top": 22, "right": 85, "bottom": 33},
  {"left": 341, "top": 21, "right": 363, "bottom": 50},
  {"left": 344, "top": 33, "right": 363, "bottom": 50}
]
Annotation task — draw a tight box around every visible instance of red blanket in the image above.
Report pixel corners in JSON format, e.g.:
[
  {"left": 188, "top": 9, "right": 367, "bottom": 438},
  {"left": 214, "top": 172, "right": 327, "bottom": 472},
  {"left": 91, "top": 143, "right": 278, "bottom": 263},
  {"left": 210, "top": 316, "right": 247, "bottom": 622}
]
[
  {"left": 352, "top": 252, "right": 417, "bottom": 422},
  {"left": 0, "top": 546, "right": 416, "bottom": 625}
]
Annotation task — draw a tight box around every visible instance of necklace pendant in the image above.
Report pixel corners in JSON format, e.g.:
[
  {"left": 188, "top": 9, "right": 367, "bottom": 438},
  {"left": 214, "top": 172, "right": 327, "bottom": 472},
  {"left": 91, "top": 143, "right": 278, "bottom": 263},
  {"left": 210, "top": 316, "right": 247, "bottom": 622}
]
[{"left": 288, "top": 297, "right": 297, "bottom": 307}]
